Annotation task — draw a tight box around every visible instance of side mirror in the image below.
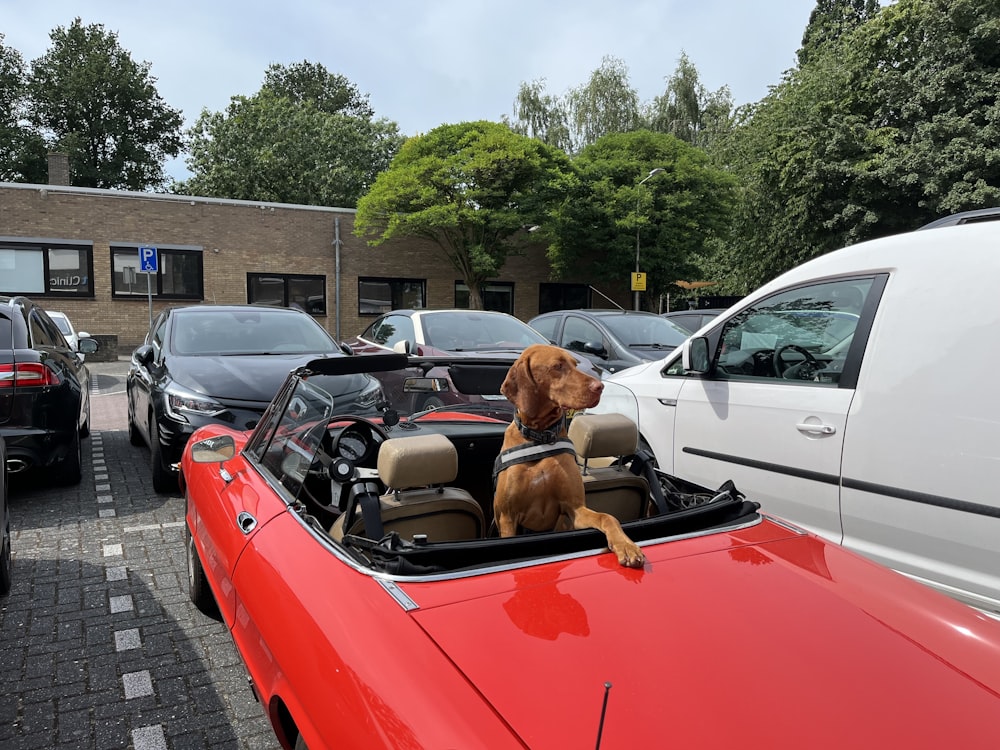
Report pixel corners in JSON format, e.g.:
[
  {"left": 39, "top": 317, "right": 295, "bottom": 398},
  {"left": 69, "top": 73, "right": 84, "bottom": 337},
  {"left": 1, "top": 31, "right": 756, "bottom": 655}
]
[
  {"left": 683, "top": 337, "right": 712, "bottom": 374},
  {"left": 392, "top": 340, "right": 413, "bottom": 355},
  {"left": 339, "top": 341, "right": 355, "bottom": 356},
  {"left": 582, "top": 341, "right": 608, "bottom": 359},
  {"left": 190, "top": 434, "right": 236, "bottom": 464},
  {"left": 78, "top": 338, "right": 99, "bottom": 354},
  {"left": 134, "top": 344, "right": 155, "bottom": 366}
]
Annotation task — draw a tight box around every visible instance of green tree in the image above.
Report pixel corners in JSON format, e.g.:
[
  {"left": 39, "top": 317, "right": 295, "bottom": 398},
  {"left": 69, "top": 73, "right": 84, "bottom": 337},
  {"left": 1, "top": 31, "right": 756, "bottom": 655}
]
[
  {"left": 0, "top": 34, "right": 47, "bottom": 183},
  {"left": 26, "top": 18, "right": 183, "bottom": 190},
  {"left": 354, "top": 121, "right": 575, "bottom": 309},
  {"left": 551, "top": 130, "right": 736, "bottom": 310},
  {"left": 648, "top": 51, "right": 734, "bottom": 149},
  {"left": 798, "top": 0, "right": 881, "bottom": 65},
  {"left": 507, "top": 56, "right": 641, "bottom": 154},
  {"left": 715, "top": 0, "right": 1000, "bottom": 291},
  {"left": 180, "top": 61, "right": 403, "bottom": 207}
]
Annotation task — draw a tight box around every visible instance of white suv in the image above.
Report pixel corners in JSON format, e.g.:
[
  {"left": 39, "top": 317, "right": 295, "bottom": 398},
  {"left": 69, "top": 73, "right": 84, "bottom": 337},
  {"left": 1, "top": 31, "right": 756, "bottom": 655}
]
[{"left": 592, "top": 218, "right": 1000, "bottom": 614}]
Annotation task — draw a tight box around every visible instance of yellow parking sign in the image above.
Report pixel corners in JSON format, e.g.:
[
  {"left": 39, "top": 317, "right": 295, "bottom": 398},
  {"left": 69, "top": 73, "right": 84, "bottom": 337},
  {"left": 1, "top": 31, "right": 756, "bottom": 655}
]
[{"left": 631, "top": 272, "right": 647, "bottom": 291}]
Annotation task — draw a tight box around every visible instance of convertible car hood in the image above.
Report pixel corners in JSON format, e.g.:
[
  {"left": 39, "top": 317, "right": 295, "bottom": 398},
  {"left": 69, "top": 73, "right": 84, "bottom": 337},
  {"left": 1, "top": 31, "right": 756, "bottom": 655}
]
[
  {"left": 169, "top": 353, "right": 346, "bottom": 403},
  {"left": 406, "top": 530, "right": 1000, "bottom": 748}
]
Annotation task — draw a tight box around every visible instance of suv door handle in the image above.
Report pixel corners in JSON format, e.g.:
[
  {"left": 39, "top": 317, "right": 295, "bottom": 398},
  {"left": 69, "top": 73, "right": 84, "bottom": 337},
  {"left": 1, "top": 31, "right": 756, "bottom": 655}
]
[{"left": 796, "top": 422, "right": 836, "bottom": 435}]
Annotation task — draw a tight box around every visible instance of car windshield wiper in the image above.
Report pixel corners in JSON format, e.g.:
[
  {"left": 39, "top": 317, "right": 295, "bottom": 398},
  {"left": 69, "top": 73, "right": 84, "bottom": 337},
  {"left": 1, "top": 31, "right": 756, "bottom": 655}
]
[{"left": 628, "top": 342, "right": 674, "bottom": 349}]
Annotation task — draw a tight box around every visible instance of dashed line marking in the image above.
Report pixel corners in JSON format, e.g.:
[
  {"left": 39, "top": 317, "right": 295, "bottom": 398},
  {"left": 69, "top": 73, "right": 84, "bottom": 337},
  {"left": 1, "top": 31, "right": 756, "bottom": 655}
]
[
  {"left": 106, "top": 566, "right": 127, "bottom": 582},
  {"left": 103, "top": 543, "right": 123, "bottom": 557},
  {"left": 123, "top": 522, "right": 185, "bottom": 533},
  {"left": 109, "top": 594, "right": 134, "bottom": 614},
  {"left": 132, "top": 725, "right": 167, "bottom": 750},
  {"left": 115, "top": 628, "right": 141, "bottom": 652},
  {"left": 123, "top": 670, "right": 154, "bottom": 699}
]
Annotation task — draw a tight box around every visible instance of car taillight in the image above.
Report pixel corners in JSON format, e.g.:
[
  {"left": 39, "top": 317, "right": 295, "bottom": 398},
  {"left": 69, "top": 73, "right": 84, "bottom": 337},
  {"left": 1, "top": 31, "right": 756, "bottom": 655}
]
[{"left": 0, "top": 363, "right": 61, "bottom": 387}]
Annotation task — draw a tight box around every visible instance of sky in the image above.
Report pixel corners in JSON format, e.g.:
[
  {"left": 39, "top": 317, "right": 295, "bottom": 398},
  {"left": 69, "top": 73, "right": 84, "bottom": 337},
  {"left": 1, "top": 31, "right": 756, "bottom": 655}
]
[{"left": 3, "top": 1, "right": 817, "bottom": 182}]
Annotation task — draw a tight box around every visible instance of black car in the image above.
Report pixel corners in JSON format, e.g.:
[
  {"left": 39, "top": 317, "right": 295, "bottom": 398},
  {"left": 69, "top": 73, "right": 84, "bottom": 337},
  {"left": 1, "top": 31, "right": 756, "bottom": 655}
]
[
  {"left": 528, "top": 309, "right": 690, "bottom": 375},
  {"left": 661, "top": 308, "right": 726, "bottom": 335},
  {"left": 127, "top": 305, "right": 383, "bottom": 493},
  {"left": 0, "top": 295, "right": 99, "bottom": 485}
]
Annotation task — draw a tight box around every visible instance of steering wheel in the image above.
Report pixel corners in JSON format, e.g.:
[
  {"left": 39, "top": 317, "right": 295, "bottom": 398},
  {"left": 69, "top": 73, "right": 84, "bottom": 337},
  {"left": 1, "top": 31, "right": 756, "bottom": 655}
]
[
  {"left": 322, "top": 416, "right": 391, "bottom": 518},
  {"left": 773, "top": 344, "right": 818, "bottom": 378}
]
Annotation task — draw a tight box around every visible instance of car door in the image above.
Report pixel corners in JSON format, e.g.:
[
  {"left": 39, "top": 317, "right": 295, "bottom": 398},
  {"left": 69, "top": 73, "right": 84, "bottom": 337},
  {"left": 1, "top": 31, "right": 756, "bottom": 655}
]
[
  {"left": 129, "top": 311, "right": 168, "bottom": 443},
  {"left": 557, "top": 315, "right": 628, "bottom": 373},
  {"left": 669, "top": 277, "right": 881, "bottom": 541}
]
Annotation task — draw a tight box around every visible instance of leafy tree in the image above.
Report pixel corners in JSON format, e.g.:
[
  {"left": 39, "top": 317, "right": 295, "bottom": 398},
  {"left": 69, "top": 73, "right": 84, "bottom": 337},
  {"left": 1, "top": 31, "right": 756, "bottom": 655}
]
[
  {"left": 0, "top": 34, "right": 46, "bottom": 183},
  {"left": 26, "top": 18, "right": 183, "bottom": 190},
  {"left": 507, "top": 56, "right": 641, "bottom": 154},
  {"left": 551, "top": 130, "right": 736, "bottom": 310},
  {"left": 715, "top": 0, "right": 1000, "bottom": 291},
  {"left": 798, "top": 0, "right": 881, "bottom": 65},
  {"left": 354, "top": 121, "right": 575, "bottom": 309},
  {"left": 648, "top": 51, "right": 734, "bottom": 149},
  {"left": 180, "top": 61, "right": 403, "bottom": 207}
]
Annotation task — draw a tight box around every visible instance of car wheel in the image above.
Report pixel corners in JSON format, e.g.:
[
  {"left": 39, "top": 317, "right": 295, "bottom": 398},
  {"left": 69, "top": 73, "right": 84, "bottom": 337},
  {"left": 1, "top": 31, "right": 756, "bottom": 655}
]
[
  {"left": 127, "top": 407, "right": 144, "bottom": 447},
  {"left": 0, "top": 496, "right": 12, "bottom": 596},
  {"left": 149, "top": 419, "right": 177, "bottom": 494},
  {"left": 421, "top": 395, "right": 447, "bottom": 411},
  {"left": 53, "top": 428, "right": 83, "bottom": 486},
  {"left": 186, "top": 521, "right": 218, "bottom": 616}
]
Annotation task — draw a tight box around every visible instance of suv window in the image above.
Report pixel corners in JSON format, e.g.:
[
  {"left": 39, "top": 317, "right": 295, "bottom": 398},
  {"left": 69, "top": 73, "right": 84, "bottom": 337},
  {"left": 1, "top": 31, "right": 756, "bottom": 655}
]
[{"left": 561, "top": 316, "right": 604, "bottom": 354}]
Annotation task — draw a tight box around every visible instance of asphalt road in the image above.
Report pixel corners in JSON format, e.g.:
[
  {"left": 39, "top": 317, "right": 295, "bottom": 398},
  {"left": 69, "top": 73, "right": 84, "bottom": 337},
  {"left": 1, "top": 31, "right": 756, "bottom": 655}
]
[{"left": 0, "top": 360, "right": 277, "bottom": 749}]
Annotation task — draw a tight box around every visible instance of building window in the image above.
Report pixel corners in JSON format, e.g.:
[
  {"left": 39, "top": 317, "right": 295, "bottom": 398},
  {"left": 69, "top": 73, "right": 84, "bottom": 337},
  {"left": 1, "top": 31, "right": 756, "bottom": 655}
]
[
  {"left": 455, "top": 281, "right": 514, "bottom": 314},
  {"left": 539, "top": 283, "right": 590, "bottom": 313},
  {"left": 0, "top": 239, "right": 94, "bottom": 297},
  {"left": 111, "top": 245, "right": 203, "bottom": 300},
  {"left": 358, "top": 277, "right": 425, "bottom": 315},
  {"left": 247, "top": 273, "right": 327, "bottom": 315}
]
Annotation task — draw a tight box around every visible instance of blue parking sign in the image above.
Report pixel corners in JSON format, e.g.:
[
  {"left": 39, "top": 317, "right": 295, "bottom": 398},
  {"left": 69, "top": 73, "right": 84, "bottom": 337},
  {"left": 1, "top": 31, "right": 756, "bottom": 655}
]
[{"left": 139, "top": 246, "right": 158, "bottom": 273}]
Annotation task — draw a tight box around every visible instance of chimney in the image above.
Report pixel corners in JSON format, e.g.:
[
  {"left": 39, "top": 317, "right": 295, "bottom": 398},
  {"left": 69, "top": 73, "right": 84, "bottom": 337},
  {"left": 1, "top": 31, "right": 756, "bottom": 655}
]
[{"left": 47, "top": 153, "right": 70, "bottom": 186}]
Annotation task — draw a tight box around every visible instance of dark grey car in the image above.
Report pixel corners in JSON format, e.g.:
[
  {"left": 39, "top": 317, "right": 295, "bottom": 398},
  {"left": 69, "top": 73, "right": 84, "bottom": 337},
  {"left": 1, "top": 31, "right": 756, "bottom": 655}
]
[{"left": 528, "top": 309, "right": 689, "bottom": 375}]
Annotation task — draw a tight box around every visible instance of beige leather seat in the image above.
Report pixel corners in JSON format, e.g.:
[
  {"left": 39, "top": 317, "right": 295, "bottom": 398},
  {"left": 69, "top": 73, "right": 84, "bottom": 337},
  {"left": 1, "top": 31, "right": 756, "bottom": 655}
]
[
  {"left": 330, "top": 433, "right": 486, "bottom": 543},
  {"left": 568, "top": 413, "right": 650, "bottom": 523}
]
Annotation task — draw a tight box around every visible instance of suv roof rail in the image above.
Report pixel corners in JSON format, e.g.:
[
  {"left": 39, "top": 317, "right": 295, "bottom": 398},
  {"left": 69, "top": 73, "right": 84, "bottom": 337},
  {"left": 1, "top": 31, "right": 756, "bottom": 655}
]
[{"left": 918, "top": 207, "right": 1000, "bottom": 230}]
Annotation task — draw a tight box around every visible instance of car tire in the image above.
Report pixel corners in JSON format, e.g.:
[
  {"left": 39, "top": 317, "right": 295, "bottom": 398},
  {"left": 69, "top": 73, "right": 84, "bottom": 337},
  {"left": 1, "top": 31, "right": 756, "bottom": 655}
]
[
  {"left": 127, "top": 409, "right": 144, "bottom": 447},
  {"left": 421, "top": 395, "right": 447, "bottom": 411},
  {"left": 53, "top": 428, "right": 83, "bottom": 486},
  {"left": 80, "top": 399, "right": 91, "bottom": 440},
  {"left": 149, "top": 419, "right": 176, "bottom": 494},
  {"left": 186, "top": 522, "right": 218, "bottom": 617}
]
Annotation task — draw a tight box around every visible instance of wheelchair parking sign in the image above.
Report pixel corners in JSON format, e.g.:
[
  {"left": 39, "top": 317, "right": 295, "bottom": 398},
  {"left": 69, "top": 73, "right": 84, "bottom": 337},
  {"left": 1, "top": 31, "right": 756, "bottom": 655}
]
[{"left": 139, "top": 246, "right": 158, "bottom": 273}]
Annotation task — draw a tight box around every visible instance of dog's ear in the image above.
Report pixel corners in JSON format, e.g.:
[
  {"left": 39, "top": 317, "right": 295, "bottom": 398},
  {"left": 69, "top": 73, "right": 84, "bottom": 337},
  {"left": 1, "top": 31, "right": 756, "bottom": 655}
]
[{"left": 500, "top": 358, "right": 524, "bottom": 408}]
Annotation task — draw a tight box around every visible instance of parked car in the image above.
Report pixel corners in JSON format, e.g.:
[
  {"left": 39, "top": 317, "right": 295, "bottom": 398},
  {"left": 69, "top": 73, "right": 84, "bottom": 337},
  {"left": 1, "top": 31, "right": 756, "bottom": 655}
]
[
  {"left": 0, "top": 435, "right": 10, "bottom": 595},
  {"left": 919, "top": 206, "right": 1000, "bottom": 229},
  {"left": 661, "top": 307, "right": 725, "bottom": 334},
  {"left": 346, "top": 309, "right": 549, "bottom": 411},
  {"left": 590, "top": 220, "right": 1000, "bottom": 614},
  {"left": 181, "top": 350, "right": 1000, "bottom": 749},
  {"left": 47, "top": 311, "right": 92, "bottom": 359},
  {"left": 127, "top": 304, "right": 382, "bottom": 494},
  {"left": 0, "top": 295, "right": 99, "bottom": 485},
  {"left": 529, "top": 309, "right": 689, "bottom": 374}
]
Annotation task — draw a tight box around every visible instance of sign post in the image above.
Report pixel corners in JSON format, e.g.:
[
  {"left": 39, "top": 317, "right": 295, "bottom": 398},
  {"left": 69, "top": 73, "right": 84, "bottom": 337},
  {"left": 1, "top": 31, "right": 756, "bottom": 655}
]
[{"left": 138, "top": 246, "right": 158, "bottom": 332}]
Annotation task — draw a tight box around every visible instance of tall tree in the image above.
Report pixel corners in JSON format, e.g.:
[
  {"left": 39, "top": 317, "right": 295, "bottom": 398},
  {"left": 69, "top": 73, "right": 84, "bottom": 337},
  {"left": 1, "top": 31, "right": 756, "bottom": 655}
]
[
  {"left": 26, "top": 18, "right": 183, "bottom": 190},
  {"left": 715, "top": 0, "right": 1000, "bottom": 292},
  {"left": 798, "top": 0, "right": 881, "bottom": 65},
  {"left": 0, "top": 34, "right": 47, "bottom": 183},
  {"left": 550, "top": 130, "right": 736, "bottom": 310},
  {"left": 180, "top": 61, "right": 403, "bottom": 207},
  {"left": 354, "top": 121, "right": 574, "bottom": 309},
  {"left": 648, "top": 51, "right": 734, "bottom": 149},
  {"left": 507, "top": 56, "right": 641, "bottom": 154}
]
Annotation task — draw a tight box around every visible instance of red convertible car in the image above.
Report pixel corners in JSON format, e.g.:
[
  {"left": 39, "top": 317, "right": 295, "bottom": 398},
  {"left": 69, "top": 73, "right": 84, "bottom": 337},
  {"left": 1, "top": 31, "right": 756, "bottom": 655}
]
[{"left": 182, "top": 353, "right": 1000, "bottom": 750}]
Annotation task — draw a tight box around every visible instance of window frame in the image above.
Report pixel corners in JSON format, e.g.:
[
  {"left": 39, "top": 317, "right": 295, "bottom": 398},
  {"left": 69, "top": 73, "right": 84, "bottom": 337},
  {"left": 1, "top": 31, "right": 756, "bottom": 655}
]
[
  {"left": 358, "top": 277, "right": 425, "bottom": 316},
  {"left": 110, "top": 244, "right": 205, "bottom": 301},
  {"left": 454, "top": 281, "right": 514, "bottom": 314},
  {"left": 0, "top": 238, "right": 95, "bottom": 298},
  {"left": 247, "top": 273, "right": 327, "bottom": 316}
]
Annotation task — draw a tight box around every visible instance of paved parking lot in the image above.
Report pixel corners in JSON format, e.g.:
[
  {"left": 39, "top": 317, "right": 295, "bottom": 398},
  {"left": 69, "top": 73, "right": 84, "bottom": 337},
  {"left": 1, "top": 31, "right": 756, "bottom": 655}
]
[{"left": 1, "top": 360, "right": 277, "bottom": 749}]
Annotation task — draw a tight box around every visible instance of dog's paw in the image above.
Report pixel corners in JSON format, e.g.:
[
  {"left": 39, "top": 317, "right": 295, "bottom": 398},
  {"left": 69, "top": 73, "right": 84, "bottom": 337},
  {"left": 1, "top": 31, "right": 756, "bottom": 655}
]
[{"left": 614, "top": 541, "right": 645, "bottom": 568}]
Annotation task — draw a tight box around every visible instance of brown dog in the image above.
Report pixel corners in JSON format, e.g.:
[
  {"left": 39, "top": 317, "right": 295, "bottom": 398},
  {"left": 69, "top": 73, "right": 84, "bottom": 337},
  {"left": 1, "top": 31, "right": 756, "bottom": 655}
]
[{"left": 493, "top": 344, "right": 646, "bottom": 568}]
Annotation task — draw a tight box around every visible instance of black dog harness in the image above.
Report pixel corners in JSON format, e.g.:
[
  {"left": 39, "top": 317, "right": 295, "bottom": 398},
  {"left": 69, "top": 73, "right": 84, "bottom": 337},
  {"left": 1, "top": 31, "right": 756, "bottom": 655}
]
[{"left": 492, "top": 414, "right": 577, "bottom": 490}]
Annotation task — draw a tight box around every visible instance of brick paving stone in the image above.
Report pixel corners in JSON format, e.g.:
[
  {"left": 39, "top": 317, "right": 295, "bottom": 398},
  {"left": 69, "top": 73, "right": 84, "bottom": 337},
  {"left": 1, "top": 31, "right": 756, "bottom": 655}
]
[{"left": 1, "top": 359, "right": 275, "bottom": 748}]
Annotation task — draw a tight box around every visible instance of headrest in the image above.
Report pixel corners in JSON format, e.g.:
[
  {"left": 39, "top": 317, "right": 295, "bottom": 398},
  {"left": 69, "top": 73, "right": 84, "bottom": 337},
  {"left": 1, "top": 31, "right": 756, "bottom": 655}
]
[
  {"left": 377, "top": 433, "right": 458, "bottom": 489},
  {"left": 568, "top": 413, "right": 638, "bottom": 459}
]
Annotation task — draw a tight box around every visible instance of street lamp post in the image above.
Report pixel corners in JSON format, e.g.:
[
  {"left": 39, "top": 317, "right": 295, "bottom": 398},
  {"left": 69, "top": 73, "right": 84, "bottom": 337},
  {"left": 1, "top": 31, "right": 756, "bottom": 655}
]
[{"left": 634, "top": 168, "right": 664, "bottom": 311}]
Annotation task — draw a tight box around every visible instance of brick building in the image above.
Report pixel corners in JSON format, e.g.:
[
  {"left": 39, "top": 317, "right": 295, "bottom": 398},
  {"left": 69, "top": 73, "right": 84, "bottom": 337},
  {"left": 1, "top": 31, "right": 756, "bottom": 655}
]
[{"left": 0, "top": 180, "right": 628, "bottom": 355}]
